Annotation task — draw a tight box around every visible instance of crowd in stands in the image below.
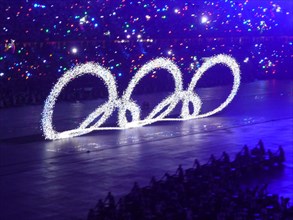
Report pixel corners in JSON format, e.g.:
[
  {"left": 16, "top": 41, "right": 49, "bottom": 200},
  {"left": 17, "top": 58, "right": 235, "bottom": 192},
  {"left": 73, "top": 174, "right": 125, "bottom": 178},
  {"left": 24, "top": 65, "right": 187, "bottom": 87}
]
[
  {"left": 0, "top": 76, "right": 108, "bottom": 108},
  {"left": 87, "top": 141, "right": 292, "bottom": 220},
  {"left": 1, "top": 37, "right": 292, "bottom": 109},
  {"left": 0, "top": 0, "right": 292, "bottom": 108},
  {"left": 1, "top": 0, "right": 292, "bottom": 41}
]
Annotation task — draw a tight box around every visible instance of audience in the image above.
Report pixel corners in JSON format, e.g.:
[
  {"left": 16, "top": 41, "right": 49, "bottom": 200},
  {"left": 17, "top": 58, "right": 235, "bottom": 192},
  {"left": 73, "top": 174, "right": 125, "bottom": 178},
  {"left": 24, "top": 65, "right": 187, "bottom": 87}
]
[
  {"left": 0, "top": 1, "right": 292, "bottom": 109},
  {"left": 87, "top": 141, "right": 292, "bottom": 220}
]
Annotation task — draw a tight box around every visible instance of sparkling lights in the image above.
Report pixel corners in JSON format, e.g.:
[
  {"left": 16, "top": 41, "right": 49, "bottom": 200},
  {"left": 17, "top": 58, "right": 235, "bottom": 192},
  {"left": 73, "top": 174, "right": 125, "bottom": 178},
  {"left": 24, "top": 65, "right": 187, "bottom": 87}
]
[
  {"left": 0, "top": 1, "right": 291, "bottom": 81},
  {"left": 201, "top": 16, "right": 208, "bottom": 24},
  {"left": 42, "top": 54, "right": 241, "bottom": 140},
  {"left": 71, "top": 47, "right": 78, "bottom": 54}
]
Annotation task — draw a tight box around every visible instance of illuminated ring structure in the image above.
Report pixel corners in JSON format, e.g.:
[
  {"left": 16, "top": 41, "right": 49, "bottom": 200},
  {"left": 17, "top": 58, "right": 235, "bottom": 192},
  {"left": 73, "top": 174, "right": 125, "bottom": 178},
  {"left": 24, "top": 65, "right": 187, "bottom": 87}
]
[{"left": 42, "top": 54, "right": 241, "bottom": 140}]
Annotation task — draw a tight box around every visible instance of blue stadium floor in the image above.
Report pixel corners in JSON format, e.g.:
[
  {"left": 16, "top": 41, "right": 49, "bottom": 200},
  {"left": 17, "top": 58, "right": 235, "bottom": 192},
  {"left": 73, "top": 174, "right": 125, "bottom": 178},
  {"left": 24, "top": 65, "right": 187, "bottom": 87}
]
[{"left": 0, "top": 80, "right": 292, "bottom": 220}]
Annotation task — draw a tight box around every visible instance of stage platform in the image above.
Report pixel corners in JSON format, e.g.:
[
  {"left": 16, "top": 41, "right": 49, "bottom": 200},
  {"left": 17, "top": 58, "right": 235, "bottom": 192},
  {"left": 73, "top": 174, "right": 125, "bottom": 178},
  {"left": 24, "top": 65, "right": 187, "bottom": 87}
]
[{"left": 0, "top": 80, "right": 292, "bottom": 220}]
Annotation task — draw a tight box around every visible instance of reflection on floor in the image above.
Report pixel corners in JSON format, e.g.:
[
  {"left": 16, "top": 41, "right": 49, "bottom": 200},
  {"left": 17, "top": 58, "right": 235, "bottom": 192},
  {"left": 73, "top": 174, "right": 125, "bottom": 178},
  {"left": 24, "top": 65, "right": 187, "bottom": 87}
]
[{"left": 0, "top": 80, "right": 292, "bottom": 220}]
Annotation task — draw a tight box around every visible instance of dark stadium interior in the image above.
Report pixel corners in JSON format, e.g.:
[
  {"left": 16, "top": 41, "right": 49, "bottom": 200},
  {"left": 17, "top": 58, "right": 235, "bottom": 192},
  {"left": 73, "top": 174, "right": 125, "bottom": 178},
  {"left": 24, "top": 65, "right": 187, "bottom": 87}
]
[{"left": 0, "top": 0, "right": 292, "bottom": 219}]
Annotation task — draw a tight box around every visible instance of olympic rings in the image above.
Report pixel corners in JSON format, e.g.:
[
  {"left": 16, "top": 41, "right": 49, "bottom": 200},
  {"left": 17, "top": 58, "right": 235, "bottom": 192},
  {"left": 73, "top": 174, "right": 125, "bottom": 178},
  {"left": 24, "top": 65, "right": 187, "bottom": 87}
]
[{"left": 42, "top": 54, "right": 240, "bottom": 140}]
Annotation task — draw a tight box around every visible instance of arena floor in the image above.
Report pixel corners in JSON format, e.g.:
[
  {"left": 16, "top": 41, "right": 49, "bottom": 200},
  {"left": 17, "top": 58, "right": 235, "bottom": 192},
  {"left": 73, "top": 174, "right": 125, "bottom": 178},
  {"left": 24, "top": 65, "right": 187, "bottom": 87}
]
[{"left": 0, "top": 80, "right": 292, "bottom": 220}]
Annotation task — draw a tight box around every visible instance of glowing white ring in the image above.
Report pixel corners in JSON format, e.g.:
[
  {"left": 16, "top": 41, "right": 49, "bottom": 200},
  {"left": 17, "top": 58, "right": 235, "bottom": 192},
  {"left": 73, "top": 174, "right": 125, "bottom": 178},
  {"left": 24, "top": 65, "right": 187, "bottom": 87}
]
[
  {"left": 119, "top": 58, "right": 183, "bottom": 128},
  {"left": 42, "top": 62, "right": 118, "bottom": 140},
  {"left": 189, "top": 54, "right": 241, "bottom": 118},
  {"left": 42, "top": 54, "right": 241, "bottom": 140}
]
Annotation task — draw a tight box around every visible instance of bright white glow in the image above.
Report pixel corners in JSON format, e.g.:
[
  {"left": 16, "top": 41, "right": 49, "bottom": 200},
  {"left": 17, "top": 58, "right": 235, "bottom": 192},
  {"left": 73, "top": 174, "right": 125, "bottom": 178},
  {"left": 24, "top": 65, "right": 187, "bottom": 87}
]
[
  {"left": 137, "top": 34, "right": 142, "bottom": 39},
  {"left": 201, "top": 16, "right": 208, "bottom": 24},
  {"left": 71, "top": 47, "right": 78, "bottom": 54},
  {"left": 79, "top": 16, "right": 86, "bottom": 24},
  {"left": 42, "top": 54, "right": 241, "bottom": 140},
  {"left": 42, "top": 62, "right": 118, "bottom": 140}
]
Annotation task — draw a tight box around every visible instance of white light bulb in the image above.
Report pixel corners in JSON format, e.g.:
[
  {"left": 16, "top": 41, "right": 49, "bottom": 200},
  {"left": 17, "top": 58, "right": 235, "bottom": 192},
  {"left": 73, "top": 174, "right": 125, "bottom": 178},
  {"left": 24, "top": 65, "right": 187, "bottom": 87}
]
[
  {"left": 71, "top": 47, "right": 78, "bottom": 54},
  {"left": 201, "top": 16, "right": 208, "bottom": 24}
]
